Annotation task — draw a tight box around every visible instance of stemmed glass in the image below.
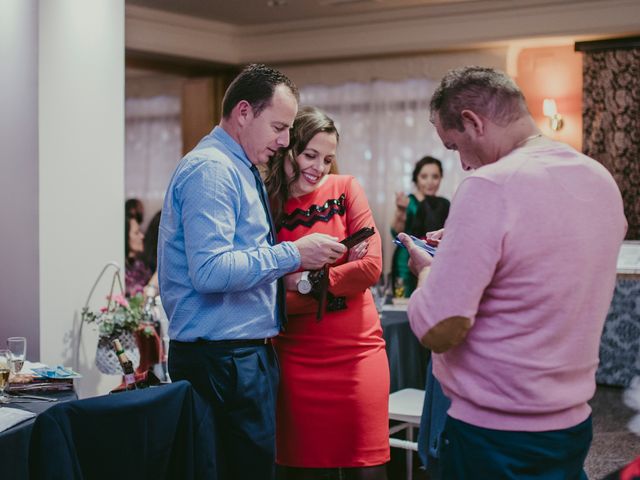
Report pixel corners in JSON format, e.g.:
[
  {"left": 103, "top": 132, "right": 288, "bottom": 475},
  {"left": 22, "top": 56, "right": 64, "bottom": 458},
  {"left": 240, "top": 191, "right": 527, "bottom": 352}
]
[
  {"left": 0, "top": 349, "right": 10, "bottom": 404},
  {"left": 7, "top": 337, "right": 26, "bottom": 375}
]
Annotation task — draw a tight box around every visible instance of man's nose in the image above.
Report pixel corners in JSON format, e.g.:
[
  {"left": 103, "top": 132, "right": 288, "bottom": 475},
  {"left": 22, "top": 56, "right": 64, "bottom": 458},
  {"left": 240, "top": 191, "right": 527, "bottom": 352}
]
[{"left": 276, "top": 130, "right": 290, "bottom": 147}]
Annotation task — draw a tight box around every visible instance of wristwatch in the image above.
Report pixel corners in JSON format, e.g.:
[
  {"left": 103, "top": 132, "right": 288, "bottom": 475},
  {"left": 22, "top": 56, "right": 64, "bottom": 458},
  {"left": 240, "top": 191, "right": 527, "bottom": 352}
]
[{"left": 297, "top": 271, "right": 312, "bottom": 294}]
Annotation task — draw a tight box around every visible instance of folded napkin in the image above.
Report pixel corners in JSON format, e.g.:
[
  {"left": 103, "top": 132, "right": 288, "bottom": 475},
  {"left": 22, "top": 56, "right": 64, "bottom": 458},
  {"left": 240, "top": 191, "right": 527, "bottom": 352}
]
[
  {"left": 31, "top": 366, "right": 82, "bottom": 379},
  {"left": 0, "top": 407, "right": 36, "bottom": 433},
  {"left": 20, "top": 361, "right": 48, "bottom": 374}
]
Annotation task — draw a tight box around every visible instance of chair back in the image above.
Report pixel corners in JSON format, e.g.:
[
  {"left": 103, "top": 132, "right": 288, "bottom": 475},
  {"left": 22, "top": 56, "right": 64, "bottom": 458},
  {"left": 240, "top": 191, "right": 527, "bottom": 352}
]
[{"left": 29, "top": 381, "right": 217, "bottom": 480}]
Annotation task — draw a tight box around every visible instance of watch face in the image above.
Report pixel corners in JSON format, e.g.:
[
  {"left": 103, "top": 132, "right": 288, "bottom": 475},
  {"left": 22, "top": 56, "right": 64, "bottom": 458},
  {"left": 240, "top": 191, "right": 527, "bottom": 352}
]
[{"left": 297, "top": 279, "right": 312, "bottom": 294}]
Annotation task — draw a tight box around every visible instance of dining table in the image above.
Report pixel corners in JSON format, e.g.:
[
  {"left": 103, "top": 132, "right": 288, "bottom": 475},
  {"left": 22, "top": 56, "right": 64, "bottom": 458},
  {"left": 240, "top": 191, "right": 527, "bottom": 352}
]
[
  {"left": 0, "top": 389, "right": 77, "bottom": 480},
  {"left": 380, "top": 302, "right": 430, "bottom": 393},
  {"left": 596, "top": 273, "right": 640, "bottom": 387}
]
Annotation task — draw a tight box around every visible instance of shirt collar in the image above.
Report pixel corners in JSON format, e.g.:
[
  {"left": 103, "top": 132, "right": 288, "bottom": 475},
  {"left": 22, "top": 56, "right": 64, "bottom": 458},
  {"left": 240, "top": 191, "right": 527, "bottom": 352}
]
[{"left": 211, "top": 126, "right": 252, "bottom": 169}]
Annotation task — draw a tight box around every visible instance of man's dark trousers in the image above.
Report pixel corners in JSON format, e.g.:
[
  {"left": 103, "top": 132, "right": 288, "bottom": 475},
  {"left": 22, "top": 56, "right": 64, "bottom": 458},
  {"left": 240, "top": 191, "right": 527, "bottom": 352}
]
[{"left": 169, "top": 339, "right": 279, "bottom": 480}]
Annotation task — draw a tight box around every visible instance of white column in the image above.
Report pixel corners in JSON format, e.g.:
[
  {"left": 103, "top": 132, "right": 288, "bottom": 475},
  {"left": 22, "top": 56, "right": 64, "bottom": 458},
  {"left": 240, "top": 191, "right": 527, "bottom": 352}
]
[{"left": 39, "top": 0, "right": 125, "bottom": 397}]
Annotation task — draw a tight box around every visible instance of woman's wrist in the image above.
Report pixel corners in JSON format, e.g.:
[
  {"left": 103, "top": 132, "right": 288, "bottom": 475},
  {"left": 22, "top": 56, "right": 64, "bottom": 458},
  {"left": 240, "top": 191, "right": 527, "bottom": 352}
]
[
  {"left": 308, "top": 269, "right": 325, "bottom": 300},
  {"left": 395, "top": 206, "right": 407, "bottom": 217}
]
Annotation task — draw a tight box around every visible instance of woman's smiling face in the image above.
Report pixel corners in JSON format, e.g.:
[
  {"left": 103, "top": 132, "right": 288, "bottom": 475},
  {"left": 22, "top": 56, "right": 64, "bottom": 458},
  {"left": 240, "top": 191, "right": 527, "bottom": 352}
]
[{"left": 286, "top": 131, "right": 338, "bottom": 197}]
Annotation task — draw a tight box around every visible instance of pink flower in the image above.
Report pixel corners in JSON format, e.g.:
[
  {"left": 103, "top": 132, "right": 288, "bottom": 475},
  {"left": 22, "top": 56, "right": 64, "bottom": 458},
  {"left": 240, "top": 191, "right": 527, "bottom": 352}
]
[
  {"left": 100, "top": 307, "right": 108, "bottom": 313},
  {"left": 109, "top": 294, "right": 129, "bottom": 308}
]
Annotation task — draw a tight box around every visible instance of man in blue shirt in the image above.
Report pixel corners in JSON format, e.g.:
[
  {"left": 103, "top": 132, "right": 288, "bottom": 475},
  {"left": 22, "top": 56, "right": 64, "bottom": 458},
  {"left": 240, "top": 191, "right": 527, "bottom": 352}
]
[{"left": 158, "top": 64, "right": 346, "bottom": 480}]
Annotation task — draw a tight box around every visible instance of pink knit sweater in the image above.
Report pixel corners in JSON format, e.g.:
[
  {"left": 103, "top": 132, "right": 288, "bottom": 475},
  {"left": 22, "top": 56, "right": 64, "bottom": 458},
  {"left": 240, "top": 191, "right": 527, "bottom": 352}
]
[{"left": 408, "top": 141, "right": 626, "bottom": 431}]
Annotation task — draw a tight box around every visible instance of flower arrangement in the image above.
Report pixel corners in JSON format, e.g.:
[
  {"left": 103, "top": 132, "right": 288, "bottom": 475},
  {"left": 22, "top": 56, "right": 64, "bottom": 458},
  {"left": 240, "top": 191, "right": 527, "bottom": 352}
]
[{"left": 82, "top": 293, "right": 153, "bottom": 338}]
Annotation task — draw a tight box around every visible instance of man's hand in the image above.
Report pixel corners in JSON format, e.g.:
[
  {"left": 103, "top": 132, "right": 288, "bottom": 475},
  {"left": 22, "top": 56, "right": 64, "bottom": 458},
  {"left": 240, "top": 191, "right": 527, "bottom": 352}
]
[
  {"left": 294, "top": 233, "right": 347, "bottom": 270},
  {"left": 397, "top": 232, "right": 433, "bottom": 277}
]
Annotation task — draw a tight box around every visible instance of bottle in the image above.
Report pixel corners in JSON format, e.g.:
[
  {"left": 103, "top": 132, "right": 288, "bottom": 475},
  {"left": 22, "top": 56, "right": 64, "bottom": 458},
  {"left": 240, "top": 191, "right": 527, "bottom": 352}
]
[
  {"left": 394, "top": 277, "right": 405, "bottom": 298},
  {"left": 142, "top": 294, "right": 155, "bottom": 324},
  {"left": 112, "top": 339, "right": 136, "bottom": 390},
  {"left": 154, "top": 296, "right": 171, "bottom": 383}
]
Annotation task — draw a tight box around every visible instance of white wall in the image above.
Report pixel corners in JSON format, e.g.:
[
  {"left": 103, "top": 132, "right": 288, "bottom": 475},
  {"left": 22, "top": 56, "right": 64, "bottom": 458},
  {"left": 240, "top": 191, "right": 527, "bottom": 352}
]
[
  {"left": 0, "top": 0, "right": 40, "bottom": 358},
  {"left": 38, "top": 0, "right": 125, "bottom": 397}
]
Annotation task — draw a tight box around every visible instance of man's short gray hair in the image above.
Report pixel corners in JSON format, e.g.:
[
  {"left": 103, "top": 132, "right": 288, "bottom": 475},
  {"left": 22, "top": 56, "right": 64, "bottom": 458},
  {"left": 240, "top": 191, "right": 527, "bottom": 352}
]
[{"left": 430, "top": 66, "right": 530, "bottom": 132}]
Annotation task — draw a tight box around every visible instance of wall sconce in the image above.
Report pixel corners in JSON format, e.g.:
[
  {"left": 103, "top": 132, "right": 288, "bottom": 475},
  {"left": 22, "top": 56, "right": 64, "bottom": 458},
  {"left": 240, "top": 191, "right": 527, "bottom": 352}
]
[{"left": 542, "top": 98, "right": 564, "bottom": 131}]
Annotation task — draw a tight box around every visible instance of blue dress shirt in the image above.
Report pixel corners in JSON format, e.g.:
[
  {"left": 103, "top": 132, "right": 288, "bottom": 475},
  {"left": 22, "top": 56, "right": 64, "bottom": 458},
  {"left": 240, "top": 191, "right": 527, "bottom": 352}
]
[{"left": 158, "top": 126, "right": 301, "bottom": 341}]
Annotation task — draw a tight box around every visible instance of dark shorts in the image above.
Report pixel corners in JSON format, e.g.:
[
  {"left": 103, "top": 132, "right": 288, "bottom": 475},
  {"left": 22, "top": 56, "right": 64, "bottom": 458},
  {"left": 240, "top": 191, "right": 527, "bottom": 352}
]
[{"left": 440, "top": 415, "right": 593, "bottom": 480}]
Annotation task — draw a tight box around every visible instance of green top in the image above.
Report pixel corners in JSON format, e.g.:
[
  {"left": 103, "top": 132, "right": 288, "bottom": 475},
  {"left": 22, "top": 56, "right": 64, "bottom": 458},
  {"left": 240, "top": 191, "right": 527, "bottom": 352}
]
[{"left": 390, "top": 194, "right": 420, "bottom": 297}]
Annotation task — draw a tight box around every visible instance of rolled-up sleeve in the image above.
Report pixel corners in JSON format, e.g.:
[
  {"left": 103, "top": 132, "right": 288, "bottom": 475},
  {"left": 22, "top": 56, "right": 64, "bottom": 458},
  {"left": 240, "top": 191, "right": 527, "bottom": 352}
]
[{"left": 408, "top": 176, "right": 505, "bottom": 340}]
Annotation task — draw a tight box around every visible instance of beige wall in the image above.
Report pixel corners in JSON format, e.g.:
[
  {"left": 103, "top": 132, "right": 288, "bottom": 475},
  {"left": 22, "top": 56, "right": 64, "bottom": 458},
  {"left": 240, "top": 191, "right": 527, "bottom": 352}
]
[
  {"left": 515, "top": 45, "right": 583, "bottom": 151},
  {"left": 276, "top": 48, "right": 509, "bottom": 88}
]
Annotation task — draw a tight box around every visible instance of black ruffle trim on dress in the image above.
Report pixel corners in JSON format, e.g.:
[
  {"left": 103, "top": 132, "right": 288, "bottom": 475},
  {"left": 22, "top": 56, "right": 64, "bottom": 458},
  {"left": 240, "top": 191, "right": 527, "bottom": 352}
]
[{"left": 278, "top": 194, "right": 346, "bottom": 231}]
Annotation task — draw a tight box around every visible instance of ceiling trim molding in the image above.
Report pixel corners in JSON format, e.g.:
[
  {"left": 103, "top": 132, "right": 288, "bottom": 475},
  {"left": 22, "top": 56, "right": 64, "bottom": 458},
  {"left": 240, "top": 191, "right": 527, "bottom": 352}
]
[
  {"left": 125, "top": 1, "right": 640, "bottom": 65},
  {"left": 125, "top": 5, "right": 240, "bottom": 64}
]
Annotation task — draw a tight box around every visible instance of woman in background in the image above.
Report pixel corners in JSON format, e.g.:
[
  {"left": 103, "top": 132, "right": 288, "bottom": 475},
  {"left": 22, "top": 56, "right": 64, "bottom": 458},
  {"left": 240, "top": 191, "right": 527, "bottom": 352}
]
[
  {"left": 266, "top": 106, "right": 389, "bottom": 480},
  {"left": 125, "top": 214, "right": 151, "bottom": 298},
  {"left": 390, "top": 156, "right": 449, "bottom": 297},
  {"left": 142, "top": 210, "right": 161, "bottom": 293},
  {"left": 125, "top": 197, "right": 144, "bottom": 225}
]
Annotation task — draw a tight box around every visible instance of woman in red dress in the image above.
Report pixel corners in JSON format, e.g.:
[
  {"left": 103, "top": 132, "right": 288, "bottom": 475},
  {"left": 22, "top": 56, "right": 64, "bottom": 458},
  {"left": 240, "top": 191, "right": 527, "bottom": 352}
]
[{"left": 266, "top": 106, "right": 390, "bottom": 479}]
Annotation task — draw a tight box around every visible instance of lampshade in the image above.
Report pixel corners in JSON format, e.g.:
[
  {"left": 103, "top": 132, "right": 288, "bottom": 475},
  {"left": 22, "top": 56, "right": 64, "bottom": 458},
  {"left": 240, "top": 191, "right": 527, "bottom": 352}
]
[{"left": 543, "top": 98, "right": 557, "bottom": 117}]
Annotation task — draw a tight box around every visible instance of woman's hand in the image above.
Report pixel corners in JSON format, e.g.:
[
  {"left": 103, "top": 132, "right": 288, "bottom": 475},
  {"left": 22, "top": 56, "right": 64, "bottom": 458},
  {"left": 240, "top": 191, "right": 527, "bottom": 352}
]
[
  {"left": 426, "top": 228, "right": 445, "bottom": 243},
  {"left": 348, "top": 240, "right": 369, "bottom": 262},
  {"left": 395, "top": 192, "right": 410, "bottom": 210},
  {"left": 392, "top": 192, "right": 410, "bottom": 232}
]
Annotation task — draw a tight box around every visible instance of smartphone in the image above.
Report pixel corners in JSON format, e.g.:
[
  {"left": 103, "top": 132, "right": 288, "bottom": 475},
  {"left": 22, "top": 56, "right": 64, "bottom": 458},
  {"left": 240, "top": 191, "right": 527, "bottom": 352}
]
[
  {"left": 340, "top": 227, "right": 375, "bottom": 248},
  {"left": 393, "top": 235, "right": 437, "bottom": 256}
]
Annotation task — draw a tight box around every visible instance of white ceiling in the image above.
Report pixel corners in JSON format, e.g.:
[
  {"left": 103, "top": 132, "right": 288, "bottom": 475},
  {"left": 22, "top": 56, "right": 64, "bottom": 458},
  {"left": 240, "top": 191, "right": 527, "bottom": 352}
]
[
  {"left": 125, "top": 0, "right": 640, "bottom": 68},
  {"left": 126, "top": 0, "right": 487, "bottom": 26}
]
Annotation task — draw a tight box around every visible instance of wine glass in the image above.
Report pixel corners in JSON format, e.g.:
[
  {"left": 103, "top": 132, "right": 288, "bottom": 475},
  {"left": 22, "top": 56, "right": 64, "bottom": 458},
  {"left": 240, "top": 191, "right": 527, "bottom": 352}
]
[
  {"left": 0, "top": 350, "right": 10, "bottom": 404},
  {"left": 7, "top": 337, "right": 26, "bottom": 375}
]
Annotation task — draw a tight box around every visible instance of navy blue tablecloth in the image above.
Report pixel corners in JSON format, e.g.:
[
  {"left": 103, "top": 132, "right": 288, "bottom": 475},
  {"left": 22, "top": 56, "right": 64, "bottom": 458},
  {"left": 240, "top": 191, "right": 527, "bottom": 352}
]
[
  {"left": 381, "top": 307, "right": 429, "bottom": 392},
  {"left": 0, "top": 390, "right": 77, "bottom": 480},
  {"left": 28, "top": 380, "right": 217, "bottom": 480},
  {"left": 596, "top": 276, "right": 640, "bottom": 387}
]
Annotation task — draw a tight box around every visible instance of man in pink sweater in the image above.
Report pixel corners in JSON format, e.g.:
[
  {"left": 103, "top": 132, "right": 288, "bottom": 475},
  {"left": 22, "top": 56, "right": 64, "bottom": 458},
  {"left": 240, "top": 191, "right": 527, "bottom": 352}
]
[{"left": 400, "top": 66, "right": 627, "bottom": 479}]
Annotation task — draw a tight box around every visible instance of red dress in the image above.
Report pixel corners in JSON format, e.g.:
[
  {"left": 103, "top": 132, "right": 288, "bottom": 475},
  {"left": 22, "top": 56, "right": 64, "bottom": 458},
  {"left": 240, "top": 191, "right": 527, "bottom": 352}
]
[{"left": 274, "top": 175, "right": 390, "bottom": 467}]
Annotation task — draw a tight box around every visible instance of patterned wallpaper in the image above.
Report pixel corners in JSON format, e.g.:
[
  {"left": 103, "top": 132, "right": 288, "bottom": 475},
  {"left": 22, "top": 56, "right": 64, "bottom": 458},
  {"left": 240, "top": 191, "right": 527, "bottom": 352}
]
[{"left": 582, "top": 48, "right": 640, "bottom": 240}]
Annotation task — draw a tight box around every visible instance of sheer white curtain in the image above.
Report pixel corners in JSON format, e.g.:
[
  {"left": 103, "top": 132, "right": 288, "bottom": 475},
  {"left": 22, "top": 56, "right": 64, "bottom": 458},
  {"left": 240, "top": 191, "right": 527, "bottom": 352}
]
[
  {"left": 300, "top": 79, "right": 468, "bottom": 274},
  {"left": 125, "top": 96, "right": 181, "bottom": 228}
]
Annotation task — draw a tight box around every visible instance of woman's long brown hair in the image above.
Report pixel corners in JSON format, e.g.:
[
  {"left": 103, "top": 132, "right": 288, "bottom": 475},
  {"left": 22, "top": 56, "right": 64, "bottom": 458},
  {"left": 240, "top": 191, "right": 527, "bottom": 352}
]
[{"left": 265, "top": 106, "right": 339, "bottom": 227}]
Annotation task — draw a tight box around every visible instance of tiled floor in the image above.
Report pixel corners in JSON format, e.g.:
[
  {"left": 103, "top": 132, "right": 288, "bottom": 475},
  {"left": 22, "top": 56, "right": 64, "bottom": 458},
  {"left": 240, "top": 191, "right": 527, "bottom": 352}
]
[
  {"left": 390, "top": 384, "right": 640, "bottom": 479},
  {"left": 585, "top": 384, "right": 640, "bottom": 479}
]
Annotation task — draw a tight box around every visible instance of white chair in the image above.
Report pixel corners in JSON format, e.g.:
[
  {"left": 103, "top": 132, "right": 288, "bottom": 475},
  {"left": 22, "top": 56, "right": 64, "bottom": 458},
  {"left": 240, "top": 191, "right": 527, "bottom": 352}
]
[{"left": 389, "top": 388, "right": 424, "bottom": 480}]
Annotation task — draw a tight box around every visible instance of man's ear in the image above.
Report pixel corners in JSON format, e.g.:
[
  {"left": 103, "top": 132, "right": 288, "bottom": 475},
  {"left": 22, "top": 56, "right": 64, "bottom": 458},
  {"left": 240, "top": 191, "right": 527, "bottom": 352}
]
[
  {"left": 460, "top": 109, "right": 484, "bottom": 136},
  {"left": 233, "top": 100, "right": 253, "bottom": 127}
]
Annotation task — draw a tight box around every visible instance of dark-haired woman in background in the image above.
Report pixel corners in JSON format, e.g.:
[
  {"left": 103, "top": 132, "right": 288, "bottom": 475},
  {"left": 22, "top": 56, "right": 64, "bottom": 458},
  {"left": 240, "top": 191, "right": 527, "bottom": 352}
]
[
  {"left": 390, "top": 156, "right": 449, "bottom": 297},
  {"left": 125, "top": 214, "right": 152, "bottom": 298},
  {"left": 142, "top": 210, "right": 161, "bottom": 294},
  {"left": 125, "top": 197, "right": 144, "bottom": 225}
]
